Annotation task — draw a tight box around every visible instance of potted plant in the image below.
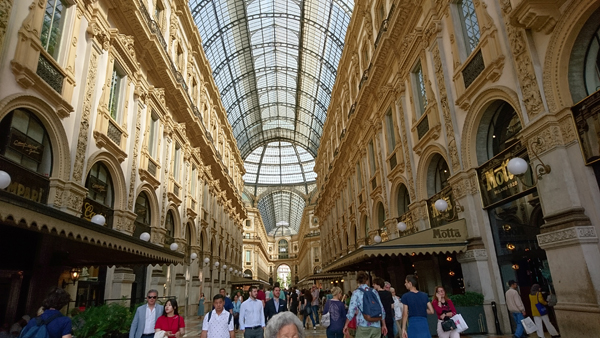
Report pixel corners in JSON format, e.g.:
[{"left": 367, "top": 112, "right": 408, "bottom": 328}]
[{"left": 72, "top": 303, "right": 134, "bottom": 338}]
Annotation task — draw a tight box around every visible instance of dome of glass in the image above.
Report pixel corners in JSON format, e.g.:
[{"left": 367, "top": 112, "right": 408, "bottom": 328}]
[{"left": 243, "top": 141, "right": 317, "bottom": 185}]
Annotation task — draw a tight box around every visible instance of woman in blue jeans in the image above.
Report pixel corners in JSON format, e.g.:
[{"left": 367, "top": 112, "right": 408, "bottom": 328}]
[
  {"left": 302, "top": 289, "right": 317, "bottom": 329},
  {"left": 323, "top": 287, "right": 347, "bottom": 338}
]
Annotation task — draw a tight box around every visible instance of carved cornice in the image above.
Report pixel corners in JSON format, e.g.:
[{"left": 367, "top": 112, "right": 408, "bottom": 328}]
[{"left": 538, "top": 226, "right": 598, "bottom": 250}]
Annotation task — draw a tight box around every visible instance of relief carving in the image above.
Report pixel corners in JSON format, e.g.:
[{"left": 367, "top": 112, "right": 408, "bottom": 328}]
[
  {"left": 500, "top": 0, "right": 544, "bottom": 118},
  {"left": 0, "top": 0, "right": 14, "bottom": 50},
  {"left": 127, "top": 102, "right": 143, "bottom": 210},
  {"left": 73, "top": 50, "right": 99, "bottom": 182}
]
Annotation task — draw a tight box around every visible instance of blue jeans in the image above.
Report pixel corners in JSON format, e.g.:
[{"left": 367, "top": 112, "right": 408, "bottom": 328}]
[
  {"left": 326, "top": 331, "right": 344, "bottom": 338},
  {"left": 303, "top": 309, "right": 316, "bottom": 328},
  {"left": 512, "top": 312, "right": 525, "bottom": 337},
  {"left": 312, "top": 305, "right": 320, "bottom": 323}
]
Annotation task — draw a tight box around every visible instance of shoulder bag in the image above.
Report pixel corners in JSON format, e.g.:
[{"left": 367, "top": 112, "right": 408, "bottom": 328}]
[{"left": 535, "top": 292, "right": 548, "bottom": 316}]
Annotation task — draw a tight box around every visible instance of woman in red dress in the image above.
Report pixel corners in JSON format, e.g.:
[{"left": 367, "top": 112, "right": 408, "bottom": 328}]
[{"left": 155, "top": 298, "right": 185, "bottom": 338}]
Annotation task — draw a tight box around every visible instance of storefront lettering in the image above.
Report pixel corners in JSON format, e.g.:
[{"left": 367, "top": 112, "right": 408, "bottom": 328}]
[
  {"left": 433, "top": 228, "right": 461, "bottom": 239},
  {"left": 13, "top": 139, "right": 41, "bottom": 155},
  {"left": 91, "top": 183, "right": 106, "bottom": 192},
  {"left": 483, "top": 159, "right": 515, "bottom": 191},
  {"left": 6, "top": 181, "right": 44, "bottom": 203},
  {"left": 82, "top": 201, "right": 105, "bottom": 221}
]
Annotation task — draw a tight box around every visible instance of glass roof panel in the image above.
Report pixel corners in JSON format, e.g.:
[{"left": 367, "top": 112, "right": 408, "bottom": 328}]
[
  {"left": 191, "top": 0, "right": 354, "bottom": 235},
  {"left": 258, "top": 190, "right": 307, "bottom": 235}
]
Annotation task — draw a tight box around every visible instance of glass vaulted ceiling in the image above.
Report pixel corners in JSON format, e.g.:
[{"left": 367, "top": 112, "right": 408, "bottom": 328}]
[{"left": 191, "top": 0, "right": 354, "bottom": 234}]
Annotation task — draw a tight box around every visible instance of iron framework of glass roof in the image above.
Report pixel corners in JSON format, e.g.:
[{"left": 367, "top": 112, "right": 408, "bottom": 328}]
[
  {"left": 190, "top": 0, "right": 354, "bottom": 235},
  {"left": 257, "top": 190, "right": 306, "bottom": 235}
]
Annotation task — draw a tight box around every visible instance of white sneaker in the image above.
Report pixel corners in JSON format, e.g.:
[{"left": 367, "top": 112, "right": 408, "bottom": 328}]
[
  {"left": 315, "top": 324, "right": 320, "bottom": 327},
  {"left": 313, "top": 327, "right": 316, "bottom": 330}
]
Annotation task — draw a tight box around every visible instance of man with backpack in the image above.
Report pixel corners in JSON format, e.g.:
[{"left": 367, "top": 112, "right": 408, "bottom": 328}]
[
  {"left": 19, "top": 287, "right": 72, "bottom": 338},
  {"left": 342, "top": 271, "right": 388, "bottom": 338},
  {"left": 201, "top": 294, "right": 234, "bottom": 338}
]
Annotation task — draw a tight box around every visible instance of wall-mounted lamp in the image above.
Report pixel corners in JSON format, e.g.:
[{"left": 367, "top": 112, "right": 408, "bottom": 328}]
[
  {"left": 434, "top": 197, "right": 464, "bottom": 221},
  {"left": 222, "top": 264, "right": 227, "bottom": 270},
  {"left": 62, "top": 268, "right": 81, "bottom": 288},
  {"left": 214, "top": 261, "right": 220, "bottom": 267},
  {"left": 169, "top": 243, "right": 178, "bottom": 251},
  {"left": 507, "top": 137, "right": 552, "bottom": 185},
  {"left": 140, "top": 232, "right": 151, "bottom": 241},
  {"left": 204, "top": 257, "right": 210, "bottom": 265},
  {"left": 191, "top": 253, "right": 198, "bottom": 260},
  {"left": 0, "top": 170, "right": 11, "bottom": 189},
  {"left": 91, "top": 214, "right": 106, "bottom": 225}
]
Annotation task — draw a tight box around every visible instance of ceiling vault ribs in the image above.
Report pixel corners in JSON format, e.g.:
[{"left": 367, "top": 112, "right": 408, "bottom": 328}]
[{"left": 293, "top": 0, "right": 306, "bottom": 142}]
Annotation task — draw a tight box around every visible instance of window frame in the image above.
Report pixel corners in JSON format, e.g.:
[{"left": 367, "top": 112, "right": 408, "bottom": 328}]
[
  {"left": 411, "top": 61, "right": 428, "bottom": 119},
  {"left": 108, "top": 63, "right": 127, "bottom": 123}
]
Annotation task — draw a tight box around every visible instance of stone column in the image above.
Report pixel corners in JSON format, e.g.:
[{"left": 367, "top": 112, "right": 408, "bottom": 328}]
[
  {"left": 149, "top": 266, "right": 167, "bottom": 298},
  {"left": 107, "top": 267, "right": 135, "bottom": 307}
]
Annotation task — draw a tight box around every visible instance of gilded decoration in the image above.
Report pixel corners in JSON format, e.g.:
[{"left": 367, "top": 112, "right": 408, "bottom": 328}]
[
  {"left": 500, "top": 0, "right": 544, "bottom": 118},
  {"left": 433, "top": 44, "right": 461, "bottom": 173},
  {"left": 73, "top": 49, "right": 99, "bottom": 183},
  {"left": 127, "top": 101, "right": 144, "bottom": 210},
  {"left": 397, "top": 92, "right": 416, "bottom": 201},
  {"left": 0, "top": 0, "right": 13, "bottom": 53}
]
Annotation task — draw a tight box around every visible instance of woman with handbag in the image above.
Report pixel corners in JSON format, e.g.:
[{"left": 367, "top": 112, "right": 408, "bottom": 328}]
[
  {"left": 302, "top": 289, "right": 317, "bottom": 329},
  {"left": 529, "top": 284, "right": 560, "bottom": 338},
  {"left": 432, "top": 286, "right": 459, "bottom": 338},
  {"left": 155, "top": 298, "right": 185, "bottom": 338},
  {"left": 323, "top": 287, "right": 347, "bottom": 338}
]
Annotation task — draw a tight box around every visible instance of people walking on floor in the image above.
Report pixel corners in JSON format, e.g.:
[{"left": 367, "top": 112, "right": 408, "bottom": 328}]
[
  {"left": 311, "top": 284, "right": 321, "bottom": 325},
  {"left": 257, "top": 285, "right": 266, "bottom": 307},
  {"left": 302, "top": 289, "right": 317, "bottom": 329},
  {"left": 289, "top": 287, "right": 299, "bottom": 315},
  {"left": 390, "top": 287, "right": 403, "bottom": 338},
  {"left": 130, "top": 289, "right": 164, "bottom": 338},
  {"left": 343, "top": 271, "right": 388, "bottom": 338},
  {"left": 198, "top": 293, "right": 205, "bottom": 320},
  {"left": 401, "top": 275, "right": 434, "bottom": 338},
  {"left": 20, "top": 287, "right": 72, "bottom": 338},
  {"left": 233, "top": 294, "right": 242, "bottom": 331},
  {"left": 154, "top": 298, "right": 185, "bottom": 338},
  {"left": 505, "top": 280, "right": 527, "bottom": 338},
  {"left": 323, "top": 287, "right": 347, "bottom": 338},
  {"left": 373, "top": 277, "right": 395, "bottom": 338},
  {"left": 238, "top": 286, "right": 265, "bottom": 338},
  {"left": 201, "top": 294, "right": 234, "bottom": 338},
  {"left": 265, "top": 285, "right": 288, "bottom": 323},
  {"left": 432, "top": 286, "right": 459, "bottom": 338},
  {"left": 529, "top": 284, "right": 560, "bottom": 338}
]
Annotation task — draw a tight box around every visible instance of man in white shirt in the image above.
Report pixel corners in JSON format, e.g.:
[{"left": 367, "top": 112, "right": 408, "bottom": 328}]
[
  {"left": 130, "top": 289, "right": 164, "bottom": 338},
  {"left": 239, "top": 286, "right": 265, "bottom": 338},
  {"left": 201, "top": 294, "right": 234, "bottom": 338}
]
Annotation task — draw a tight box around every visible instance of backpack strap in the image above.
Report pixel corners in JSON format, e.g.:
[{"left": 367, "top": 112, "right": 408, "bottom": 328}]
[
  {"left": 36, "top": 312, "right": 63, "bottom": 326},
  {"left": 208, "top": 311, "right": 212, "bottom": 322},
  {"left": 228, "top": 313, "right": 233, "bottom": 324}
]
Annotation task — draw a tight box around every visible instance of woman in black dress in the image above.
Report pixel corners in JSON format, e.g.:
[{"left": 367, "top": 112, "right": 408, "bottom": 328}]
[{"left": 290, "top": 287, "right": 299, "bottom": 314}]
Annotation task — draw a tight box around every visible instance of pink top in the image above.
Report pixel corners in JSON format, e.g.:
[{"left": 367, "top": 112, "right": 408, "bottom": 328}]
[{"left": 432, "top": 299, "right": 457, "bottom": 320}]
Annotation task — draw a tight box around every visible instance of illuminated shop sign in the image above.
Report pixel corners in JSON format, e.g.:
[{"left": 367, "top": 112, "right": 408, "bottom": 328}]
[
  {"left": 0, "top": 156, "right": 49, "bottom": 203},
  {"left": 476, "top": 142, "right": 535, "bottom": 209}
]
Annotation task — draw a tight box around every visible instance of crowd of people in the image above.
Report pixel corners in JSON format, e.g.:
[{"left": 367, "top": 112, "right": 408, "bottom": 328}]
[{"left": 6, "top": 274, "right": 560, "bottom": 338}]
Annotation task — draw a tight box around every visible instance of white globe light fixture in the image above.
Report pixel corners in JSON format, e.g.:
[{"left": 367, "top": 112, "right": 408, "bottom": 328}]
[
  {"left": 374, "top": 235, "right": 382, "bottom": 243},
  {"left": 434, "top": 199, "right": 449, "bottom": 212},
  {"left": 507, "top": 157, "right": 529, "bottom": 176},
  {"left": 229, "top": 267, "right": 233, "bottom": 272},
  {"left": 204, "top": 257, "right": 210, "bottom": 264},
  {"left": 0, "top": 171, "right": 11, "bottom": 189},
  {"left": 222, "top": 264, "right": 227, "bottom": 270},
  {"left": 214, "top": 261, "right": 220, "bottom": 267},
  {"left": 190, "top": 253, "right": 198, "bottom": 260},
  {"left": 91, "top": 214, "right": 106, "bottom": 225},
  {"left": 397, "top": 221, "right": 407, "bottom": 232},
  {"left": 140, "top": 232, "right": 151, "bottom": 241},
  {"left": 169, "top": 243, "right": 179, "bottom": 251}
]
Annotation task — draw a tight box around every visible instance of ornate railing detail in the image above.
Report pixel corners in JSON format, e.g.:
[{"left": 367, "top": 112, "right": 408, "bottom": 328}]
[
  {"left": 462, "top": 50, "right": 485, "bottom": 89},
  {"left": 416, "top": 115, "right": 429, "bottom": 139},
  {"left": 107, "top": 120, "right": 122, "bottom": 145},
  {"left": 37, "top": 54, "right": 64, "bottom": 93}
]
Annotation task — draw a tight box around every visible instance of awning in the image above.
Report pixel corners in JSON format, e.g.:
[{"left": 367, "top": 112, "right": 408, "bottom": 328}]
[
  {"left": 324, "top": 219, "right": 469, "bottom": 272},
  {"left": 307, "top": 272, "right": 345, "bottom": 281},
  {"left": 0, "top": 191, "right": 184, "bottom": 267}
]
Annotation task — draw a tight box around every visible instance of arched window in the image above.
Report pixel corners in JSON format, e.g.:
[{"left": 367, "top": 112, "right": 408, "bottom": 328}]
[
  {"left": 0, "top": 109, "right": 53, "bottom": 175},
  {"left": 83, "top": 162, "right": 114, "bottom": 227},
  {"left": 486, "top": 102, "right": 521, "bottom": 159},
  {"left": 165, "top": 210, "right": 175, "bottom": 245},
  {"left": 427, "top": 154, "right": 450, "bottom": 197},
  {"left": 243, "top": 269, "right": 253, "bottom": 279},
  {"left": 278, "top": 239, "right": 289, "bottom": 259},
  {"left": 377, "top": 203, "right": 385, "bottom": 229},
  {"left": 0, "top": 109, "right": 53, "bottom": 203},
  {"left": 134, "top": 192, "right": 151, "bottom": 237},
  {"left": 396, "top": 184, "right": 410, "bottom": 216}
]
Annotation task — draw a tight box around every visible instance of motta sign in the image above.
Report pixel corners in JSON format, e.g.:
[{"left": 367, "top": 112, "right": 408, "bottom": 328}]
[
  {"left": 476, "top": 142, "right": 535, "bottom": 209},
  {"left": 433, "top": 227, "right": 462, "bottom": 239}
]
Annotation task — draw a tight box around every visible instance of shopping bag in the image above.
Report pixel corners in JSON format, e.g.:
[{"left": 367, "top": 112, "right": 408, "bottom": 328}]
[
  {"left": 154, "top": 330, "right": 166, "bottom": 338},
  {"left": 451, "top": 314, "right": 468, "bottom": 333},
  {"left": 535, "top": 302, "right": 548, "bottom": 316},
  {"left": 348, "top": 315, "right": 357, "bottom": 329},
  {"left": 521, "top": 316, "right": 537, "bottom": 334},
  {"left": 321, "top": 312, "right": 331, "bottom": 328}
]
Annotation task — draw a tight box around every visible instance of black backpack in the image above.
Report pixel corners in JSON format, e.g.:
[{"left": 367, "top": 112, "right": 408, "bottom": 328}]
[
  {"left": 18, "top": 313, "right": 62, "bottom": 338},
  {"left": 207, "top": 311, "right": 233, "bottom": 324}
]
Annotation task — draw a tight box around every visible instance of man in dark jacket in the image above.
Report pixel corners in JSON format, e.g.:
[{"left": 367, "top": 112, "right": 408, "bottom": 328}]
[
  {"left": 264, "top": 286, "right": 288, "bottom": 323},
  {"left": 373, "top": 277, "right": 394, "bottom": 338}
]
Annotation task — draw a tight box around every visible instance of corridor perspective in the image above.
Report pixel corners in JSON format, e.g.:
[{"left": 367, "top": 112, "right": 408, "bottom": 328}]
[{"left": 1, "top": 0, "right": 600, "bottom": 337}]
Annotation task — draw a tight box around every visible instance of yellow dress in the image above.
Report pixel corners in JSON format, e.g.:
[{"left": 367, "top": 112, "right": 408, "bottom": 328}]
[{"left": 529, "top": 292, "right": 548, "bottom": 317}]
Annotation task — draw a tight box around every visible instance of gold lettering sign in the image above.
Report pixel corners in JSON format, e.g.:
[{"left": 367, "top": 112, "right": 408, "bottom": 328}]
[
  {"left": 91, "top": 183, "right": 106, "bottom": 192},
  {"left": 13, "top": 139, "right": 41, "bottom": 156},
  {"left": 82, "top": 201, "right": 106, "bottom": 221},
  {"left": 483, "top": 159, "right": 516, "bottom": 191},
  {"left": 7, "top": 181, "right": 44, "bottom": 203}
]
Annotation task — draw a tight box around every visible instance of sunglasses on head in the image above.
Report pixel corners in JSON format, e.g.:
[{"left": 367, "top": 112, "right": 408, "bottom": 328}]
[{"left": 147, "top": 296, "right": 157, "bottom": 299}]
